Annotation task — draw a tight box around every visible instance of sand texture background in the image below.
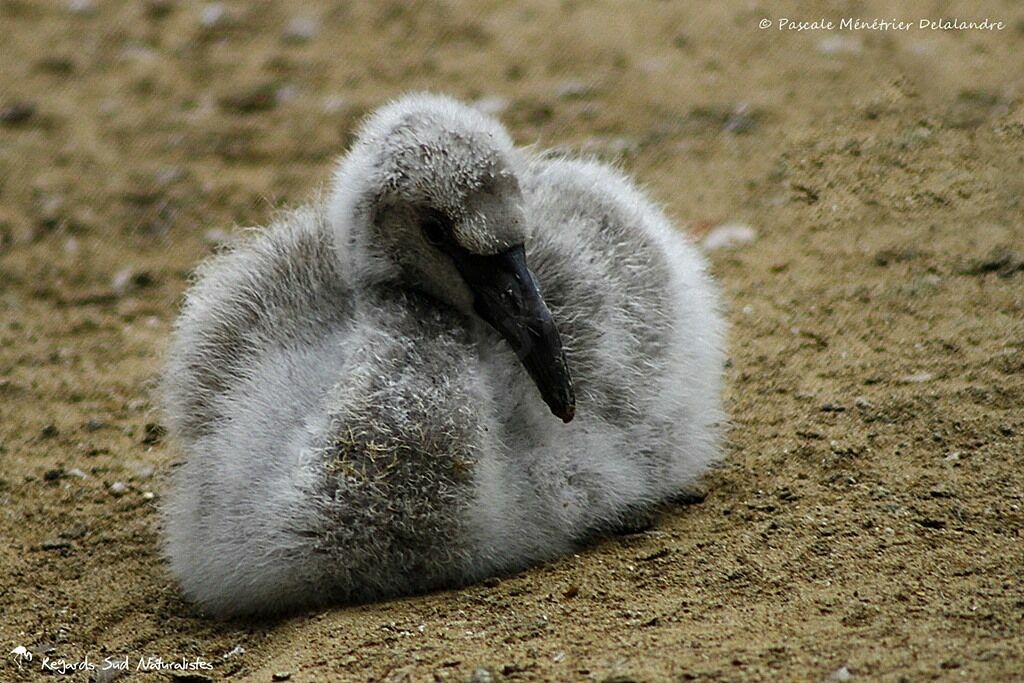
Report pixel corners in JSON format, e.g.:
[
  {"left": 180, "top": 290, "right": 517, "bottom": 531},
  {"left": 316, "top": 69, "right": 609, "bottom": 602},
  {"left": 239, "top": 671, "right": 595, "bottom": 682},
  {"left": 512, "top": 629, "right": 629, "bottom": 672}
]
[{"left": 1, "top": 0, "right": 1022, "bottom": 681}]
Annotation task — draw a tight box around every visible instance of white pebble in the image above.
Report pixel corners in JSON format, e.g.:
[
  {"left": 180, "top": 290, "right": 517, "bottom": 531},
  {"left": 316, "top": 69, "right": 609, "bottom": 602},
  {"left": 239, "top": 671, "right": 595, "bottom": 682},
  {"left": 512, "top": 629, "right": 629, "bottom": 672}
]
[
  {"left": 204, "top": 228, "right": 235, "bottom": 246},
  {"left": 829, "top": 665, "right": 853, "bottom": 681},
  {"left": 322, "top": 95, "right": 348, "bottom": 114},
  {"left": 66, "top": 0, "right": 95, "bottom": 14},
  {"left": 471, "top": 96, "right": 510, "bottom": 116},
  {"left": 818, "top": 35, "right": 863, "bottom": 55},
  {"left": 223, "top": 645, "right": 245, "bottom": 659},
  {"left": 275, "top": 85, "right": 299, "bottom": 105},
  {"left": 200, "top": 3, "right": 228, "bottom": 27},
  {"left": 554, "top": 80, "right": 591, "bottom": 99},
  {"left": 109, "top": 481, "right": 128, "bottom": 497},
  {"left": 284, "top": 16, "right": 319, "bottom": 42},
  {"left": 111, "top": 268, "right": 134, "bottom": 295},
  {"left": 897, "top": 371, "right": 933, "bottom": 384},
  {"left": 701, "top": 223, "right": 757, "bottom": 251}
]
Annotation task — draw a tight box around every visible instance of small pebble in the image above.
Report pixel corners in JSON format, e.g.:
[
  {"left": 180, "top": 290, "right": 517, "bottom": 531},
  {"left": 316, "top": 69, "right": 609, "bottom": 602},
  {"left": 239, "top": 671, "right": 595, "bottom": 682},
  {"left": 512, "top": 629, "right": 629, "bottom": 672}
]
[
  {"left": 701, "top": 223, "right": 757, "bottom": 251},
  {"left": 67, "top": 467, "right": 88, "bottom": 479},
  {"left": 724, "top": 103, "right": 759, "bottom": 133},
  {"left": 200, "top": 2, "right": 229, "bottom": 28},
  {"left": 818, "top": 35, "right": 863, "bottom": 55},
  {"left": 472, "top": 96, "right": 510, "bottom": 116},
  {"left": 321, "top": 95, "right": 348, "bottom": 114},
  {"left": 66, "top": 0, "right": 95, "bottom": 15},
  {"left": 275, "top": 85, "right": 299, "bottom": 106},
  {"left": 219, "top": 84, "right": 278, "bottom": 114},
  {"left": 142, "top": 491, "right": 155, "bottom": 501},
  {"left": 283, "top": 16, "right": 318, "bottom": 43},
  {"left": 897, "top": 371, "right": 933, "bottom": 384},
  {"left": 272, "top": 673, "right": 292, "bottom": 682},
  {"left": 204, "top": 228, "right": 235, "bottom": 246},
  {"left": 829, "top": 666, "right": 853, "bottom": 681},
  {"left": 41, "top": 539, "right": 71, "bottom": 551},
  {"left": 133, "top": 464, "right": 156, "bottom": 479},
  {"left": 40, "top": 424, "right": 60, "bottom": 439},
  {"left": 468, "top": 668, "right": 495, "bottom": 683},
  {"left": 112, "top": 268, "right": 155, "bottom": 296},
  {"left": 223, "top": 645, "right": 245, "bottom": 659},
  {"left": 1, "top": 102, "right": 37, "bottom": 125},
  {"left": 85, "top": 418, "right": 106, "bottom": 432},
  {"left": 554, "top": 80, "right": 592, "bottom": 99},
  {"left": 109, "top": 481, "right": 129, "bottom": 497}
]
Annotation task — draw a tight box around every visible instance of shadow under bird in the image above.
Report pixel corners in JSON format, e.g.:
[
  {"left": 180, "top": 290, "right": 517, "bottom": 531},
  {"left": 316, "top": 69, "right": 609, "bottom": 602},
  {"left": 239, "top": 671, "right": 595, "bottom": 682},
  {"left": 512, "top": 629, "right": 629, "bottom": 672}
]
[{"left": 161, "top": 93, "right": 726, "bottom": 617}]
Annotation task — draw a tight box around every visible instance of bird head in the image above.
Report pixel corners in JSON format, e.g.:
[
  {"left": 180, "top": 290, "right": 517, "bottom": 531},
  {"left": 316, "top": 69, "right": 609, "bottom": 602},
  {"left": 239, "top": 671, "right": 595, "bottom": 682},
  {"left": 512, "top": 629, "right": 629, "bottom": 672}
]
[{"left": 329, "top": 93, "right": 575, "bottom": 423}]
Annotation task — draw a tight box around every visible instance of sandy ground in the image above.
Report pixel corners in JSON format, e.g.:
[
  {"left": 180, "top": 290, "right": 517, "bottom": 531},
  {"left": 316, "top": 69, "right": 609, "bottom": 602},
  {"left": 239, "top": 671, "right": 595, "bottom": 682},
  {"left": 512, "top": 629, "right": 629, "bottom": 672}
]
[{"left": 1, "top": 0, "right": 1022, "bottom": 681}]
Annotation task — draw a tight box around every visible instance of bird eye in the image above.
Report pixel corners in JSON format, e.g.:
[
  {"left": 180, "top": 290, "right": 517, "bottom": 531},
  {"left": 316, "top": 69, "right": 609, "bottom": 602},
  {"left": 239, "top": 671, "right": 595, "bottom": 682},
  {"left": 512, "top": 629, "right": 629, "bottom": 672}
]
[{"left": 420, "top": 211, "right": 450, "bottom": 247}]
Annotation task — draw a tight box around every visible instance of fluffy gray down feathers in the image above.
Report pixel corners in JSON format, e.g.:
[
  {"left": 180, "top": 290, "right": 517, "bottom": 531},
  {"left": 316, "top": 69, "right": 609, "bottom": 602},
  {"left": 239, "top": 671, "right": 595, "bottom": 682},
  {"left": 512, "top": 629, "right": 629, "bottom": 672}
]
[{"left": 161, "top": 93, "right": 726, "bottom": 617}]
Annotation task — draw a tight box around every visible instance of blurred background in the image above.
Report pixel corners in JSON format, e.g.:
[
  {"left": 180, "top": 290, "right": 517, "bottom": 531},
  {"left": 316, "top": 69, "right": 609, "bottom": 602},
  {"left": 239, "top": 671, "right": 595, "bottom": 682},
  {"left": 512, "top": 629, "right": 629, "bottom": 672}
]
[{"left": 1, "top": 1, "right": 1022, "bottom": 681}]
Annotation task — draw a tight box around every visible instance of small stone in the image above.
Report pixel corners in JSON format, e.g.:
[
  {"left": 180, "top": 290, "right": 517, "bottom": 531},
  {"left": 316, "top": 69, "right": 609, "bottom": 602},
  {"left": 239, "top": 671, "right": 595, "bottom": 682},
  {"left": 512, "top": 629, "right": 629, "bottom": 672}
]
[
  {"left": 112, "top": 268, "right": 155, "bottom": 296},
  {"left": 142, "top": 491, "right": 155, "bottom": 500},
  {"left": 897, "top": 372, "right": 933, "bottom": 384},
  {"left": 66, "top": 0, "right": 95, "bottom": 15},
  {"left": 67, "top": 467, "right": 88, "bottom": 479},
  {"left": 144, "top": 0, "right": 174, "bottom": 20},
  {"left": 468, "top": 668, "right": 495, "bottom": 683},
  {"left": 85, "top": 418, "right": 106, "bottom": 432},
  {"left": 321, "top": 95, "right": 348, "bottom": 114},
  {"left": 272, "top": 673, "right": 292, "bottom": 682},
  {"left": 471, "top": 96, "right": 510, "bottom": 116},
  {"left": 0, "top": 102, "right": 36, "bottom": 126},
  {"left": 40, "top": 424, "right": 60, "bottom": 439},
  {"left": 701, "top": 223, "right": 757, "bottom": 251},
  {"left": 223, "top": 645, "right": 245, "bottom": 659},
  {"left": 43, "top": 468, "right": 64, "bottom": 482},
  {"left": 724, "top": 103, "right": 760, "bottom": 134},
  {"left": 219, "top": 84, "right": 278, "bottom": 114},
  {"left": 109, "top": 481, "right": 129, "bottom": 497},
  {"left": 829, "top": 666, "right": 853, "bottom": 681},
  {"left": 821, "top": 402, "right": 846, "bottom": 412},
  {"left": 818, "top": 35, "right": 863, "bottom": 55},
  {"left": 554, "top": 80, "right": 593, "bottom": 99},
  {"left": 283, "top": 16, "right": 318, "bottom": 43},
  {"left": 199, "top": 2, "right": 229, "bottom": 28},
  {"left": 40, "top": 539, "right": 71, "bottom": 551},
  {"left": 133, "top": 464, "right": 155, "bottom": 479},
  {"left": 203, "top": 228, "right": 235, "bottom": 246}
]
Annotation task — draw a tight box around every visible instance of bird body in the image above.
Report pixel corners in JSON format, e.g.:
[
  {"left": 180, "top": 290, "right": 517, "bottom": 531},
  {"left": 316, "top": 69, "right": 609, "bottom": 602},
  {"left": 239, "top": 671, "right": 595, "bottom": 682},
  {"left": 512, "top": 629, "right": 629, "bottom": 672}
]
[{"left": 162, "top": 94, "right": 725, "bottom": 616}]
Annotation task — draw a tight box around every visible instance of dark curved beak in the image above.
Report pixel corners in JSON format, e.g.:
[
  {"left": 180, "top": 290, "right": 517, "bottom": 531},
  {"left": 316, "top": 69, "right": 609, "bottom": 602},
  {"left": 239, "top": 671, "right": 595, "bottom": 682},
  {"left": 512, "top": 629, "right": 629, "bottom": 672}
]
[{"left": 451, "top": 245, "right": 575, "bottom": 423}]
